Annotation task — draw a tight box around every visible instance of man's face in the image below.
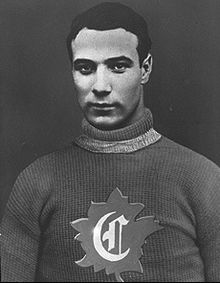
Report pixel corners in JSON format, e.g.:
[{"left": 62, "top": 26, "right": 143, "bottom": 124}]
[{"left": 71, "top": 28, "right": 145, "bottom": 130}]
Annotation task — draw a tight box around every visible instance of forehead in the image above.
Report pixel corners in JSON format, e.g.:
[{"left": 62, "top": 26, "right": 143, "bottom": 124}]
[{"left": 71, "top": 28, "right": 139, "bottom": 61}]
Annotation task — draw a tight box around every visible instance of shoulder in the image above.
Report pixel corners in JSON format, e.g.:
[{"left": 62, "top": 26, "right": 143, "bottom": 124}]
[
  {"left": 21, "top": 143, "right": 79, "bottom": 178},
  {"left": 8, "top": 144, "right": 79, "bottom": 205},
  {"left": 152, "top": 135, "right": 219, "bottom": 170},
  {"left": 5, "top": 144, "right": 80, "bottom": 225},
  {"left": 148, "top": 135, "right": 220, "bottom": 190}
]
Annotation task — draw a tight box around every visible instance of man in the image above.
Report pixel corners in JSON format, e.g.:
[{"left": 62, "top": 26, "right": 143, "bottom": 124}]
[{"left": 1, "top": 2, "right": 220, "bottom": 282}]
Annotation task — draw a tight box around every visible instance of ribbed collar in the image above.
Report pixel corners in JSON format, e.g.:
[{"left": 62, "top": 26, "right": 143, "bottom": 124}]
[
  {"left": 80, "top": 108, "right": 153, "bottom": 141},
  {"left": 74, "top": 108, "right": 161, "bottom": 153}
]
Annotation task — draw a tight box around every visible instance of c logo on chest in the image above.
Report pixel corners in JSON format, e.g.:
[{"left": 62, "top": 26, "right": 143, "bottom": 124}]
[
  {"left": 71, "top": 187, "right": 163, "bottom": 282},
  {"left": 93, "top": 211, "right": 130, "bottom": 261}
]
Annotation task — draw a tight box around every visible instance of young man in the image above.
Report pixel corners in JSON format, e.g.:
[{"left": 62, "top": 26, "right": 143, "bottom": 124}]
[{"left": 1, "top": 2, "right": 220, "bottom": 282}]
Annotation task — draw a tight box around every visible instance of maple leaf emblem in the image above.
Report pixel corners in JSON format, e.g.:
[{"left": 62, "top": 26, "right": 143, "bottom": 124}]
[{"left": 71, "top": 188, "right": 163, "bottom": 282}]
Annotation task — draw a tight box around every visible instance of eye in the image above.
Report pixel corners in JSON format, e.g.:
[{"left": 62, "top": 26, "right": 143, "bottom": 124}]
[
  {"left": 110, "top": 62, "right": 129, "bottom": 73},
  {"left": 74, "top": 64, "right": 95, "bottom": 75}
]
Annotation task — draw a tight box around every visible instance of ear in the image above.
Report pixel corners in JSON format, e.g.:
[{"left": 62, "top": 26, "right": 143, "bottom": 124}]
[{"left": 141, "top": 53, "right": 153, "bottom": 84}]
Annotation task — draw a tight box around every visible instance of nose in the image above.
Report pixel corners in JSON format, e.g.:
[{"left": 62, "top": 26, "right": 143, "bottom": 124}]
[{"left": 92, "top": 65, "right": 112, "bottom": 96}]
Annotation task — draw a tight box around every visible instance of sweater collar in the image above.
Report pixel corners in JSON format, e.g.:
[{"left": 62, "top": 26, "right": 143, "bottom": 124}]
[{"left": 74, "top": 108, "right": 161, "bottom": 153}]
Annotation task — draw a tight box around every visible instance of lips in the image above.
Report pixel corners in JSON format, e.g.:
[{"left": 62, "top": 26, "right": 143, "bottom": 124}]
[{"left": 90, "top": 103, "right": 116, "bottom": 110}]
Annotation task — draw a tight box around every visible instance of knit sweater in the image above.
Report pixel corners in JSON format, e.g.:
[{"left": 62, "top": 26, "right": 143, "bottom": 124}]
[{"left": 1, "top": 109, "right": 220, "bottom": 282}]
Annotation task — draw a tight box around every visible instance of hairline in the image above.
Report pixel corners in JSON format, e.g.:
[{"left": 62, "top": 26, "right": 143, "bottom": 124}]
[{"left": 71, "top": 27, "right": 142, "bottom": 66}]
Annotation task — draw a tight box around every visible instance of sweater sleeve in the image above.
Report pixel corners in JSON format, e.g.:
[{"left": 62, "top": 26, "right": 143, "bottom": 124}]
[
  {"left": 192, "top": 159, "right": 220, "bottom": 282},
  {"left": 1, "top": 161, "right": 51, "bottom": 282},
  {"left": 1, "top": 210, "right": 40, "bottom": 282}
]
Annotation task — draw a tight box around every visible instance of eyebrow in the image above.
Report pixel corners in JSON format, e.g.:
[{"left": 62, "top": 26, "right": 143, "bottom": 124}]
[
  {"left": 105, "top": 56, "right": 134, "bottom": 66},
  {"left": 73, "top": 56, "right": 134, "bottom": 66}
]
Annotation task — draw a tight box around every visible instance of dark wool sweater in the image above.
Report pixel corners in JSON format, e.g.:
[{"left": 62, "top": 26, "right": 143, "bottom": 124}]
[{"left": 1, "top": 109, "right": 220, "bottom": 282}]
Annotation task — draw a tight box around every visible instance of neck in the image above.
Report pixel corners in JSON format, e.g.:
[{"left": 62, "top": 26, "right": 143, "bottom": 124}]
[{"left": 74, "top": 108, "right": 162, "bottom": 153}]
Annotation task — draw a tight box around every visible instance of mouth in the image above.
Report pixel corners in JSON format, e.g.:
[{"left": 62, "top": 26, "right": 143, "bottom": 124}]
[{"left": 90, "top": 103, "right": 116, "bottom": 110}]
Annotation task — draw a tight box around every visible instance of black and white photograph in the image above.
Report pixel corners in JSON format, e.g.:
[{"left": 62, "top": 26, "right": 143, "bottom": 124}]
[{"left": 1, "top": 0, "right": 220, "bottom": 282}]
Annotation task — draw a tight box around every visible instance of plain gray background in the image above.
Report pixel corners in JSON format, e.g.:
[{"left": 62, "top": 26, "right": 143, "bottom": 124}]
[{"left": 1, "top": 0, "right": 220, "bottom": 219}]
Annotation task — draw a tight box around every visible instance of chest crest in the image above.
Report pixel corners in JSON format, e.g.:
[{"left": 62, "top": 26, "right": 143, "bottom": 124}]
[{"left": 71, "top": 188, "right": 163, "bottom": 282}]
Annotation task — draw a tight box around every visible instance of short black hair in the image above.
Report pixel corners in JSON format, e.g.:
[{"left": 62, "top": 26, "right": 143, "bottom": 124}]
[{"left": 66, "top": 2, "right": 152, "bottom": 66}]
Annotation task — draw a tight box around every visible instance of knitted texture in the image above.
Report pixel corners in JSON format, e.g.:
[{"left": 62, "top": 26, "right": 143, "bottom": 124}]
[
  {"left": 75, "top": 108, "right": 162, "bottom": 153},
  {"left": 1, "top": 111, "right": 220, "bottom": 282},
  {"left": 80, "top": 108, "right": 154, "bottom": 141}
]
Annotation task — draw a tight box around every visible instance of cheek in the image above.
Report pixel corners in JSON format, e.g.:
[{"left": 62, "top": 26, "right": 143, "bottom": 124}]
[
  {"left": 73, "top": 72, "right": 93, "bottom": 93},
  {"left": 113, "top": 71, "right": 141, "bottom": 93}
]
